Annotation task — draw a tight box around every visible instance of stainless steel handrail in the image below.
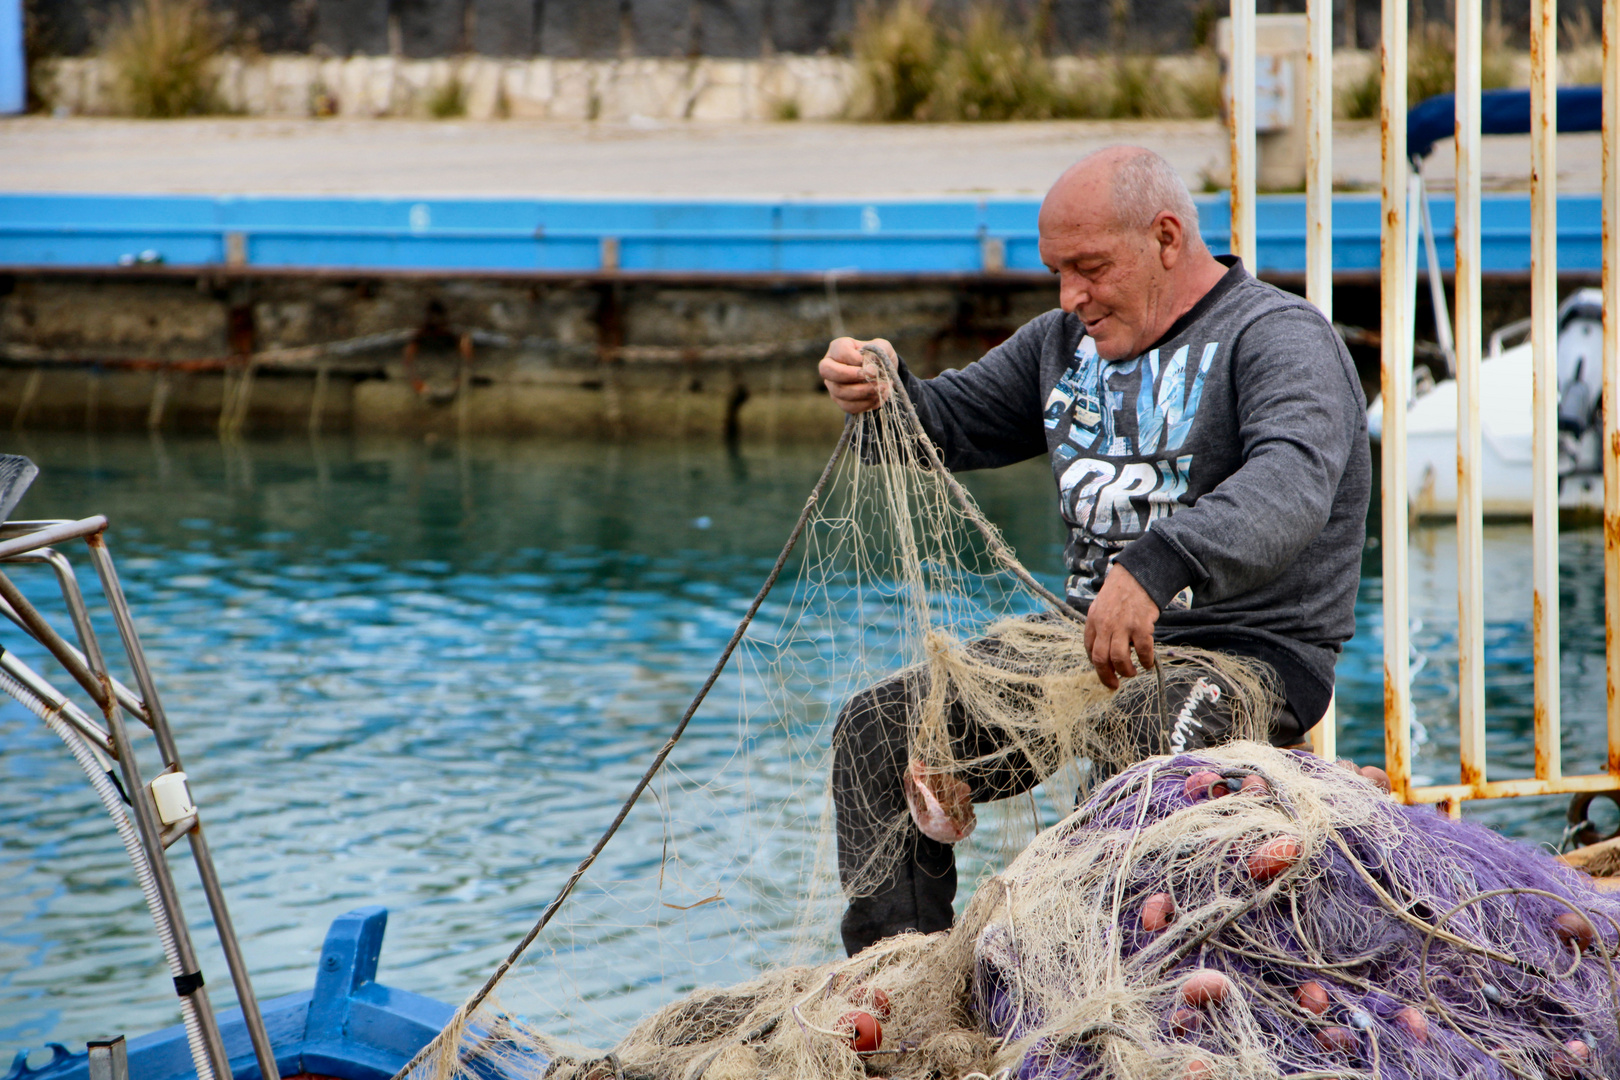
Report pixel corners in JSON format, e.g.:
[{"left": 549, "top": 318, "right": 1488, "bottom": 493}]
[{"left": 0, "top": 523, "right": 281, "bottom": 1080}]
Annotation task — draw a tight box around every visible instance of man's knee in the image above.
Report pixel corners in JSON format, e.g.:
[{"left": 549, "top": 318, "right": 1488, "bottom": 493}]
[
  {"left": 1108, "top": 659, "right": 1282, "bottom": 757},
  {"left": 834, "top": 674, "right": 916, "bottom": 760}
]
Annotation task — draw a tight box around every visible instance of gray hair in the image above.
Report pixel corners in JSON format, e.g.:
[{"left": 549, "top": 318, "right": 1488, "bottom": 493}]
[{"left": 1105, "top": 147, "right": 1204, "bottom": 248}]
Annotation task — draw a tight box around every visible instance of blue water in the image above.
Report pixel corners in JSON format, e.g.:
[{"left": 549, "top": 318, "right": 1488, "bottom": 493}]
[{"left": 0, "top": 433, "right": 1611, "bottom": 1057}]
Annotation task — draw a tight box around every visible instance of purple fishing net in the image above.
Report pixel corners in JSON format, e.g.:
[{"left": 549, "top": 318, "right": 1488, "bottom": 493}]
[{"left": 971, "top": 748, "right": 1620, "bottom": 1080}]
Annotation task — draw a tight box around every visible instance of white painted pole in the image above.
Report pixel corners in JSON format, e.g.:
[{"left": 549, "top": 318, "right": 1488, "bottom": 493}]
[
  {"left": 1455, "top": 0, "right": 1487, "bottom": 795},
  {"left": 1418, "top": 179, "right": 1456, "bottom": 373},
  {"left": 1530, "top": 0, "right": 1562, "bottom": 782},
  {"left": 1230, "top": 0, "right": 1257, "bottom": 266},
  {"left": 1306, "top": 0, "right": 1334, "bottom": 322},
  {"left": 1406, "top": 174, "right": 1423, "bottom": 371},
  {"left": 1602, "top": 0, "right": 1619, "bottom": 776},
  {"left": 1305, "top": 0, "right": 1337, "bottom": 761},
  {"left": 1382, "top": 0, "right": 1413, "bottom": 798}
]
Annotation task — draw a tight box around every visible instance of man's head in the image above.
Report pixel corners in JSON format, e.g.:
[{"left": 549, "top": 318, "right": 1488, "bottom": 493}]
[{"left": 1038, "top": 146, "right": 1223, "bottom": 360}]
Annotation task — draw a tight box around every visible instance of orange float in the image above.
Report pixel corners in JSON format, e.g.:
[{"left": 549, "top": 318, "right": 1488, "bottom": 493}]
[
  {"left": 1142, "top": 892, "right": 1176, "bottom": 932},
  {"left": 1294, "top": 982, "right": 1330, "bottom": 1016},
  {"left": 1246, "top": 837, "right": 1302, "bottom": 882},
  {"left": 1179, "top": 969, "right": 1230, "bottom": 1007},
  {"left": 837, "top": 1011, "right": 882, "bottom": 1053}
]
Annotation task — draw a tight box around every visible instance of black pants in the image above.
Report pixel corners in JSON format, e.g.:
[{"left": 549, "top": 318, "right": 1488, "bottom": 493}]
[{"left": 832, "top": 646, "right": 1302, "bottom": 956}]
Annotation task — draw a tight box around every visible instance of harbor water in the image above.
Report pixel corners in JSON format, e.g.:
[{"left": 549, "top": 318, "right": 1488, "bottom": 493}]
[{"left": 1, "top": 432, "right": 1613, "bottom": 1055}]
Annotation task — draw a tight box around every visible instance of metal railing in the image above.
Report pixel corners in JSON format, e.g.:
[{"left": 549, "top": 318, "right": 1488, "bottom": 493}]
[
  {"left": 1226, "top": 0, "right": 1617, "bottom": 805},
  {"left": 1267, "top": 0, "right": 1620, "bottom": 811},
  {"left": 0, "top": 518, "right": 280, "bottom": 1080}
]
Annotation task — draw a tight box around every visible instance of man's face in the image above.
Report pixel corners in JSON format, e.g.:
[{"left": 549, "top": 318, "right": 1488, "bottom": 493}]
[{"left": 1038, "top": 188, "right": 1169, "bottom": 361}]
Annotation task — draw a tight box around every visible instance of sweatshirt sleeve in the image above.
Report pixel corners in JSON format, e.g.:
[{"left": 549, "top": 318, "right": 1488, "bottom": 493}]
[
  {"left": 1114, "top": 305, "right": 1364, "bottom": 608},
  {"left": 895, "top": 311, "right": 1060, "bottom": 472}
]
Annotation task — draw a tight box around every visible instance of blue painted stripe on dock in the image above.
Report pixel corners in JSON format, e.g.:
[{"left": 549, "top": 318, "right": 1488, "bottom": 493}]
[{"left": 0, "top": 192, "right": 1602, "bottom": 275}]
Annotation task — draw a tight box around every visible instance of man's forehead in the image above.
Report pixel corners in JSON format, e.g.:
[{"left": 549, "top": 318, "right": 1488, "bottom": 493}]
[
  {"left": 1038, "top": 212, "right": 1126, "bottom": 259},
  {"left": 1040, "top": 185, "right": 1117, "bottom": 236}
]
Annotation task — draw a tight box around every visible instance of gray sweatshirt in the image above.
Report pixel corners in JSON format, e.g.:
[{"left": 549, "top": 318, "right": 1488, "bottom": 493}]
[{"left": 895, "top": 260, "right": 1370, "bottom": 721}]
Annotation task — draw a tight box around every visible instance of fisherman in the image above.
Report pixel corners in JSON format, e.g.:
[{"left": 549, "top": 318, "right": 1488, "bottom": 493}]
[{"left": 818, "top": 145, "right": 1371, "bottom": 956}]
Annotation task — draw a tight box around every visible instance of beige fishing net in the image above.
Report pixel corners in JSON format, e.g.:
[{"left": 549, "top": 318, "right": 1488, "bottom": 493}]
[{"left": 395, "top": 354, "right": 1620, "bottom": 1080}]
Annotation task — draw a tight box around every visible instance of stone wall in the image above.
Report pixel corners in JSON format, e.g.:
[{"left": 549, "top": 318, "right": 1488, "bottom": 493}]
[
  {"left": 25, "top": 0, "right": 1608, "bottom": 61},
  {"left": 0, "top": 268, "right": 1062, "bottom": 440},
  {"left": 39, "top": 51, "right": 1234, "bottom": 120},
  {"left": 7, "top": 264, "right": 1579, "bottom": 440},
  {"left": 41, "top": 52, "right": 859, "bottom": 120}
]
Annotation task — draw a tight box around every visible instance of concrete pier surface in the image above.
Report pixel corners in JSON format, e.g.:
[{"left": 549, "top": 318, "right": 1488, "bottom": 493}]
[{"left": 0, "top": 116, "right": 1605, "bottom": 197}]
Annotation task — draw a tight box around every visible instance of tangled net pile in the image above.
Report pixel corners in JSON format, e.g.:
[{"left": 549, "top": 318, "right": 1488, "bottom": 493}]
[{"left": 401, "top": 358, "right": 1620, "bottom": 1080}]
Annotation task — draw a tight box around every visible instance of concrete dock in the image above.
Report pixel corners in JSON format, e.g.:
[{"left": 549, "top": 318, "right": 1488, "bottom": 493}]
[{"left": 0, "top": 116, "right": 1606, "bottom": 197}]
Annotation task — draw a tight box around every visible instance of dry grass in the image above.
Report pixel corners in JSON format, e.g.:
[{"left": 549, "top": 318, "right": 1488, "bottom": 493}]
[
  {"left": 1337, "top": 62, "right": 1380, "bottom": 120},
  {"left": 1055, "top": 54, "right": 1221, "bottom": 120},
  {"left": 849, "top": 0, "right": 941, "bottom": 121},
  {"left": 23, "top": 0, "right": 56, "bottom": 112},
  {"left": 1560, "top": 10, "right": 1604, "bottom": 85},
  {"left": 427, "top": 76, "right": 467, "bottom": 119},
  {"left": 103, "top": 0, "right": 223, "bottom": 117},
  {"left": 1339, "top": 19, "right": 1515, "bottom": 120},
  {"left": 925, "top": 5, "right": 1060, "bottom": 120},
  {"left": 926, "top": 6, "right": 1062, "bottom": 119},
  {"left": 850, "top": 1, "right": 1219, "bottom": 122}
]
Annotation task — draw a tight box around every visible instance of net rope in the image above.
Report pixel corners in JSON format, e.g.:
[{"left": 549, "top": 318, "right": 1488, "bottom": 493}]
[{"left": 396, "top": 352, "right": 1620, "bottom": 1080}]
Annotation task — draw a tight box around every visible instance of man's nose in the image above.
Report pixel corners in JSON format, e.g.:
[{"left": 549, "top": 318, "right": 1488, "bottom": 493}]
[{"left": 1060, "top": 273, "right": 1089, "bottom": 313}]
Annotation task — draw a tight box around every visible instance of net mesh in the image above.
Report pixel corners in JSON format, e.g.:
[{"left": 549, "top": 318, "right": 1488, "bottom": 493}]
[{"left": 402, "top": 369, "right": 1620, "bottom": 1080}]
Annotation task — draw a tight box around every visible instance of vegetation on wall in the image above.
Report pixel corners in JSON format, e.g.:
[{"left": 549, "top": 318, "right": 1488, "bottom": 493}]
[
  {"left": 427, "top": 76, "right": 468, "bottom": 118},
  {"left": 103, "top": 0, "right": 224, "bottom": 117},
  {"left": 849, "top": 0, "right": 942, "bottom": 121},
  {"left": 1339, "top": 18, "right": 1515, "bottom": 120},
  {"left": 849, "top": 0, "right": 1221, "bottom": 122}
]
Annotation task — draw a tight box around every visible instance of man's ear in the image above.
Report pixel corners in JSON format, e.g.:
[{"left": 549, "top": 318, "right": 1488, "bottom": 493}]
[{"left": 1155, "top": 212, "right": 1184, "bottom": 268}]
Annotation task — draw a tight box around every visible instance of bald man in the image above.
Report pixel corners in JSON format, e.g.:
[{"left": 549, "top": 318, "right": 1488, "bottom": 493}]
[{"left": 820, "top": 146, "right": 1370, "bottom": 956}]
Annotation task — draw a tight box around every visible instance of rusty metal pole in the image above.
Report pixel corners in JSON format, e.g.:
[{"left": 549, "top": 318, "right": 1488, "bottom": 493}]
[
  {"left": 1603, "top": 0, "right": 1619, "bottom": 776},
  {"left": 1381, "top": 0, "right": 1413, "bottom": 799},
  {"left": 1229, "top": 0, "right": 1257, "bottom": 266},
  {"left": 1305, "top": 0, "right": 1338, "bottom": 760},
  {"left": 84, "top": 535, "right": 282, "bottom": 1080},
  {"left": 1305, "top": 0, "right": 1332, "bottom": 321},
  {"left": 1456, "top": 0, "right": 1487, "bottom": 797},
  {"left": 1530, "top": 0, "right": 1562, "bottom": 783}
]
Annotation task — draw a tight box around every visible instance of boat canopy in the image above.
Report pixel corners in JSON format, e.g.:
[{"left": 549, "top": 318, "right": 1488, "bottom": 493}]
[{"left": 1407, "top": 86, "right": 1604, "bottom": 162}]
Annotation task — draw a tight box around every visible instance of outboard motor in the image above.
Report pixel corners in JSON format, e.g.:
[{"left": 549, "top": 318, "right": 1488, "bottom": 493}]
[
  {"left": 1556, "top": 289, "right": 1605, "bottom": 477},
  {"left": 0, "top": 455, "right": 38, "bottom": 523}
]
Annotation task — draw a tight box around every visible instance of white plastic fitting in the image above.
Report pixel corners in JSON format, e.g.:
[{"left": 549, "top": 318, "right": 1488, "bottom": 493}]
[{"left": 150, "top": 772, "right": 197, "bottom": 825}]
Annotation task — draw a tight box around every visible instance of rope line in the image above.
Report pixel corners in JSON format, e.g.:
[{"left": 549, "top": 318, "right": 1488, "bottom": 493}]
[{"left": 389, "top": 416, "right": 856, "bottom": 1080}]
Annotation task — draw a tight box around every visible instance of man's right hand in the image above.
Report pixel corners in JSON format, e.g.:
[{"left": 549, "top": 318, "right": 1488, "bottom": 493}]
[
  {"left": 819, "top": 337, "right": 896, "bottom": 415},
  {"left": 903, "top": 758, "right": 976, "bottom": 843}
]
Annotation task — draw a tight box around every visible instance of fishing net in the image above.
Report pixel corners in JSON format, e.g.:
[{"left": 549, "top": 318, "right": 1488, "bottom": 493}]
[{"left": 397, "top": 353, "right": 1620, "bottom": 1080}]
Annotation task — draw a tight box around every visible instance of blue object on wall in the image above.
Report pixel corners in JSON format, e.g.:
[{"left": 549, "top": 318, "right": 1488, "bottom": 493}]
[
  {"left": 0, "top": 192, "right": 1603, "bottom": 276},
  {"left": 1407, "top": 87, "right": 1606, "bottom": 162},
  {"left": 0, "top": 0, "right": 24, "bottom": 114}
]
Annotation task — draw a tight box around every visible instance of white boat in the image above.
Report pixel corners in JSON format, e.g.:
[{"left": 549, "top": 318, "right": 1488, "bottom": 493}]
[{"left": 1367, "top": 288, "right": 1606, "bottom": 519}]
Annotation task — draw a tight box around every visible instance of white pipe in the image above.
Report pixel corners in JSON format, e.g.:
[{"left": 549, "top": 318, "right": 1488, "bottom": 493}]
[
  {"left": 1405, "top": 173, "right": 1424, "bottom": 394},
  {"left": 1603, "top": 0, "right": 1619, "bottom": 775},
  {"left": 0, "top": 670, "right": 217, "bottom": 1080},
  {"left": 1530, "top": 0, "right": 1561, "bottom": 780},
  {"left": 1455, "top": 0, "right": 1487, "bottom": 793},
  {"left": 1381, "top": 0, "right": 1413, "bottom": 797},
  {"left": 1229, "top": 0, "right": 1257, "bottom": 265},
  {"left": 1304, "top": 0, "right": 1336, "bottom": 761},
  {"left": 1305, "top": 0, "right": 1333, "bottom": 322},
  {"left": 1417, "top": 176, "right": 1456, "bottom": 374}
]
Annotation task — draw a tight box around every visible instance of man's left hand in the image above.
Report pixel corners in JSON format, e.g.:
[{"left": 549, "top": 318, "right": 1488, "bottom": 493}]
[{"left": 1084, "top": 564, "right": 1159, "bottom": 690}]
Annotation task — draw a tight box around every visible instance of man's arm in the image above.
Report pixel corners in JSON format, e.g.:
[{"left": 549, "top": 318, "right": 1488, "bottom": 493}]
[
  {"left": 818, "top": 311, "right": 1065, "bottom": 472},
  {"left": 1114, "top": 306, "right": 1364, "bottom": 607}
]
